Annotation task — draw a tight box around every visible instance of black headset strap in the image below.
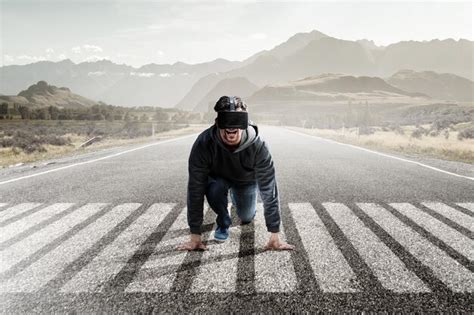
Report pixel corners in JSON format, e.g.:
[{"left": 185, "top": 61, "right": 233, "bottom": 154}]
[{"left": 229, "top": 96, "right": 235, "bottom": 111}]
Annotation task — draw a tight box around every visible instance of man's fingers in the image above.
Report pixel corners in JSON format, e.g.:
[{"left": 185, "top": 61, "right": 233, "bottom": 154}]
[
  {"left": 279, "top": 242, "right": 295, "bottom": 250},
  {"left": 176, "top": 244, "right": 191, "bottom": 251}
]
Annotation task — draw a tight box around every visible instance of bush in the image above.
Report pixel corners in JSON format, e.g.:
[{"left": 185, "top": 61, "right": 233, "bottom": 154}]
[
  {"left": 457, "top": 127, "right": 474, "bottom": 141},
  {"left": 411, "top": 127, "right": 428, "bottom": 139},
  {"left": 359, "top": 126, "right": 375, "bottom": 135}
]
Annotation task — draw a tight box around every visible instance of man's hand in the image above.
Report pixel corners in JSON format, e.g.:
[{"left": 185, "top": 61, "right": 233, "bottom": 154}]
[
  {"left": 176, "top": 234, "right": 207, "bottom": 251},
  {"left": 264, "top": 232, "right": 295, "bottom": 251}
]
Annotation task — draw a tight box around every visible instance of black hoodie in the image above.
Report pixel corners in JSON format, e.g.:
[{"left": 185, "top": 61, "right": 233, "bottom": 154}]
[{"left": 186, "top": 123, "right": 280, "bottom": 235}]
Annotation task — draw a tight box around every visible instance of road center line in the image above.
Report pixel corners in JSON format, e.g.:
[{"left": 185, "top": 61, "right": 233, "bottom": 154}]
[
  {"left": 0, "top": 133, "right": 199, "bottom": 187},
  {"left": 284, "top": 128, "right": 474, "bottom": 181}
]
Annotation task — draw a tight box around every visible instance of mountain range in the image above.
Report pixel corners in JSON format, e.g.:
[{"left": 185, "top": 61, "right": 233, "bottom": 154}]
[{"left": 0, "top": 29, "right": 472, "bottom": 109}]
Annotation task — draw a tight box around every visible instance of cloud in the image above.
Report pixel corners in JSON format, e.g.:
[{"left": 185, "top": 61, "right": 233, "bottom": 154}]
[
  {"left": 157, "top": 50, "right": 165, "bottom": 56},
  {"left": 83, "top": 44, "right": 103, "bottom": 53},
  {"left": 249, "top": 33, "right": 267, "bottom": 40},
  {"left": 72, "top": 46, "right": 82, "bottom": 54},
  {"left": 71, "top": 44, "right": 103, "bottom": 54},
  {"left": 83, "top": 55, "right": 110, "bottom": 62},
  {"left": 58, "top": 54, "right": 67, "bottom": 60},
  {"left": 130, "top": 72, "right": 155, "bottom": 77},
  {"left": 4, "top": 55, "right": 14, "bottom": 62},
  {"left": 16, "top": 55, "right": 47, "bottom": 62},
  {"left": 45, "top": 48, "right": 55, "bottom": 54},
  {"left": 159, "top": 73, "right": 172, "bottom": 77},
  {"left": 88, "top": 71, "right": 106, "bottom": 77}
]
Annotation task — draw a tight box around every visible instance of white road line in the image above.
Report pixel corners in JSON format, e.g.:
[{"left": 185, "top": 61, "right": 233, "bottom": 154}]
[
  {"left": 289, "top": 203, "right": 358, "bottom": 293},
  {"left": 358, "top": 203, "right": 474, "bottom": 293},
  {"left": 422, "top": 202, "right": 474, "bottom": 232},
  {"left": 391, "top": 203, "right": 474, "bottom": 260},
  {"left": 0, "top": 203, "right": 140, "bottom": 293},
  {"left": 61, "top": 203, "right": 175, "bottom": 293},
  {"left": 0, "top": 203, "right": 75, "bottom": 244},
  {"left": 0, "top": 133, "right": 198, "bottom": 187},
  {"left": 0, "top": 203, "right": 42, "bottom": 224},
  {"left": 285, "top": 128, "right": 474, "bottom": 181},
  {"left": 0, "top": 203, "right": 108, "bottom": 274},
  {"left": 255, "top": 203, "right": 297, "bottom": 292},
  {"left": 190, "top": 203, "right": 240, "bottom": 293},
  {"left": 324, "top": 203, "right": 429, "bottom": 293},
  {"left": 457, "top": 203, "right": 474, "bottom": 213},
  {"left": 126, "top": 206, "right": 211, "bottom": 293}
]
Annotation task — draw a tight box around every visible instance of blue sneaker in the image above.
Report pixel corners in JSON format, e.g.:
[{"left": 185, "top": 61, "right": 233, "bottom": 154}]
[{"left": 214, "top": 226, "right": 229, "bottom": 241}]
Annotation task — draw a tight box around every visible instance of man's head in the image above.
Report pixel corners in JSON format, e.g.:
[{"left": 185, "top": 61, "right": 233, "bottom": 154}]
[{"left": 214, "top": 96, "right": 248, "bottom": 146}]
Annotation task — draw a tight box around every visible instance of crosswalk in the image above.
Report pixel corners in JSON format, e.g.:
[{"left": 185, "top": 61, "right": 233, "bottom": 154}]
[{"left": 0, "top": 201, "right": 472, "bottom": 294}]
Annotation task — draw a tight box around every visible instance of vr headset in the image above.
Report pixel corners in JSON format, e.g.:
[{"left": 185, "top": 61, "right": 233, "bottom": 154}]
[
  {"left": 216, "top": 111, "right": 248, "bottom": 130},
  {"left": 215, "top": 96, "right": 248, "bottom": 129}
]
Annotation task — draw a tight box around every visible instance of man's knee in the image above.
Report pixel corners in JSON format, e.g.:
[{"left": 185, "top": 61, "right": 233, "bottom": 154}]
[
  {"left": 237, "top": 205, "right": 256, "bottom": 224},
  {"left": 206, "top": 176, "right": 230, "bottom": 200}
]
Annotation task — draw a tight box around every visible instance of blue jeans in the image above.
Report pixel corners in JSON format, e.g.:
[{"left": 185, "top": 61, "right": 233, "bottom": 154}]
[{"left": 205, "top": 176, "right": 257, "bottom": 229}]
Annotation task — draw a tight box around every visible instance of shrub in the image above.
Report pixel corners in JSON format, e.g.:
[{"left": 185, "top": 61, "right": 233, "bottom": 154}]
[
  {"left": 457, "top": 127, "right": 474, "bottom": 140},
  {"left": 359, "top": 126, "right": 375, "bottom": 135},
  {"left": 411, "top": 127, "right": 428, "bottom": 139}
]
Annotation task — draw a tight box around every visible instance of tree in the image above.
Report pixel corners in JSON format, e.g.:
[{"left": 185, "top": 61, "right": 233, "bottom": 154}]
[
  {"left": 48, "top": 106, "right": 59, "bottom": 120},
  {"left": 0, "top": 102, "right": 9, "bottom": 116},
  {"left": 153, "top": 111, "right": 169, "bottom": 121},
  {"left": 140, "top": 113, "right": 148, "bottom": 122},
  {"left": 18, "top": 106, "right": 31, "bottom": 119}
]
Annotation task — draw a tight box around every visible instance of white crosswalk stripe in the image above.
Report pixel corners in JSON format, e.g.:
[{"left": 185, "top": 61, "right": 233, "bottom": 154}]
[
  {"left": 390, "top": 203, "right": 474, "bottom": 260},
  {"left": 0, "top": 201, "right": 473, "bottom": 294},
  {"left": 289, "top": 203, "right": 358, "bottom": 292},
  {"left": 190, "top": 203, "right": 240, "bottom": 293},
  {"left": 0, "top": 203, "right": 140, "bottom": 293},
  {"left": 457, "top": 203, "right": 474, "bottom": 213},
  {"left": 0, "top": 203, "right": 42, "bottom": 224},
  {"left": 0, "top": 203, "right": 74, "bottom": 244},
  {"left": 126, "top": 206, "right": 211, "bottom": 293},
  {"left": 358, "top": 203, "right": 474, "bottom": 292},
  {"left": 422, "top": 202, "right": 474, "bottom": 231},
  {"left": 60, "top": 203, "right": 175, "bottom": 293},
  {"left": 324, "top": 203, "right": 429, "bottom": 293},
  {"left": 0, "top": 203, "right": 108, "bottom": 274},
  {"left": 255, "top": 203, "right": 297, "bottom": 292}
]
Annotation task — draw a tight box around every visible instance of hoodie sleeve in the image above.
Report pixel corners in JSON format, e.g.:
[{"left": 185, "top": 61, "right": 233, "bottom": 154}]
[
  {"left": 187, "top": 137, "right": 210, "bottom": 235},
  {"left": 254, "top": 140, "right": 280, "bottom": 233}
]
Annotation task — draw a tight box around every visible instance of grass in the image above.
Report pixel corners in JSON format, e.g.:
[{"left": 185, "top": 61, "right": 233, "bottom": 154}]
[
  {"left": 287, "top": 124, "right": 474, "bottom": 164},
  {"left": 0, "top": 122, "right": 208, "bottom": 168}
]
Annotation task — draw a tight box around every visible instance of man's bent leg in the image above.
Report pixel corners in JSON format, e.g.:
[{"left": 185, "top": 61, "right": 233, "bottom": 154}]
[
  {"left": 205, "top": 176, "right": 232, "bottom": 229},
  {"left": 230, "top": 182, "right": 257, "bottom": 224}
]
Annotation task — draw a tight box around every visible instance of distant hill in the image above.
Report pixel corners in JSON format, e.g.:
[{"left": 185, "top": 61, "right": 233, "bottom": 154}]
[
  {"left": 192, "top": 77, "right": 259, "bottom": 112},
  {"left": 387, "top": 69, "right": 474, "bottom": 101},
  {"left": 0, "top": 81, "right": 97, "bottom": 109},
  {"left": 241, "top": 30, "right": 329, "bottom": 65},
  {"left": 174, "top": 73, "right": 225, "bottom": 111},
  {"left": 248, "top": 73, "right": 427, "bottom": 103}
]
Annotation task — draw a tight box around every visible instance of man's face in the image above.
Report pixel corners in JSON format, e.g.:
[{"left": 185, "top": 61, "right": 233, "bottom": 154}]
[{"left": 219, "top": 128, "right": 243, "bottom": 146}]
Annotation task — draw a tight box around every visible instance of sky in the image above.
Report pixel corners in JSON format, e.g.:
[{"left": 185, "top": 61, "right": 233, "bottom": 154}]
[{"left": 0, "top": 0, "right": 472, "bottom": 67}]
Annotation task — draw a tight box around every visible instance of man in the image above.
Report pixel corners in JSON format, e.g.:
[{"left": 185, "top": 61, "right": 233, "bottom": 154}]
[{"left": 177, "top": 96, "right": 294, "bottom": 251}]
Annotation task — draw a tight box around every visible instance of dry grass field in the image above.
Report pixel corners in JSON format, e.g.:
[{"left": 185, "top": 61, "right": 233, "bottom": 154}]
[
  {"left": 287, "top": 124, "right": 474, "bottom": 164},
  {"left": 0, "top": 121, "right": 207, "bottom": 168}
]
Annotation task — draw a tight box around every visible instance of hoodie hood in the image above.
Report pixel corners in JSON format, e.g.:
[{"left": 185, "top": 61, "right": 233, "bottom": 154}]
[{"left": 212, "top": 123, "right": 259, "bottom": 153}]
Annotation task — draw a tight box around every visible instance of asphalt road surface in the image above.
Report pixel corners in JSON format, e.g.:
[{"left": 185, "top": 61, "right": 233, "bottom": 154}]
[{"left": 0, "top": 125, "right": 472, "bottom": 313}]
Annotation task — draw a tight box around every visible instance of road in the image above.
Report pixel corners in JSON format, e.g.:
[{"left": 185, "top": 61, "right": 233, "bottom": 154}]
[{"left": 0, "top": 125, "right": 472, "bottom": 313}]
